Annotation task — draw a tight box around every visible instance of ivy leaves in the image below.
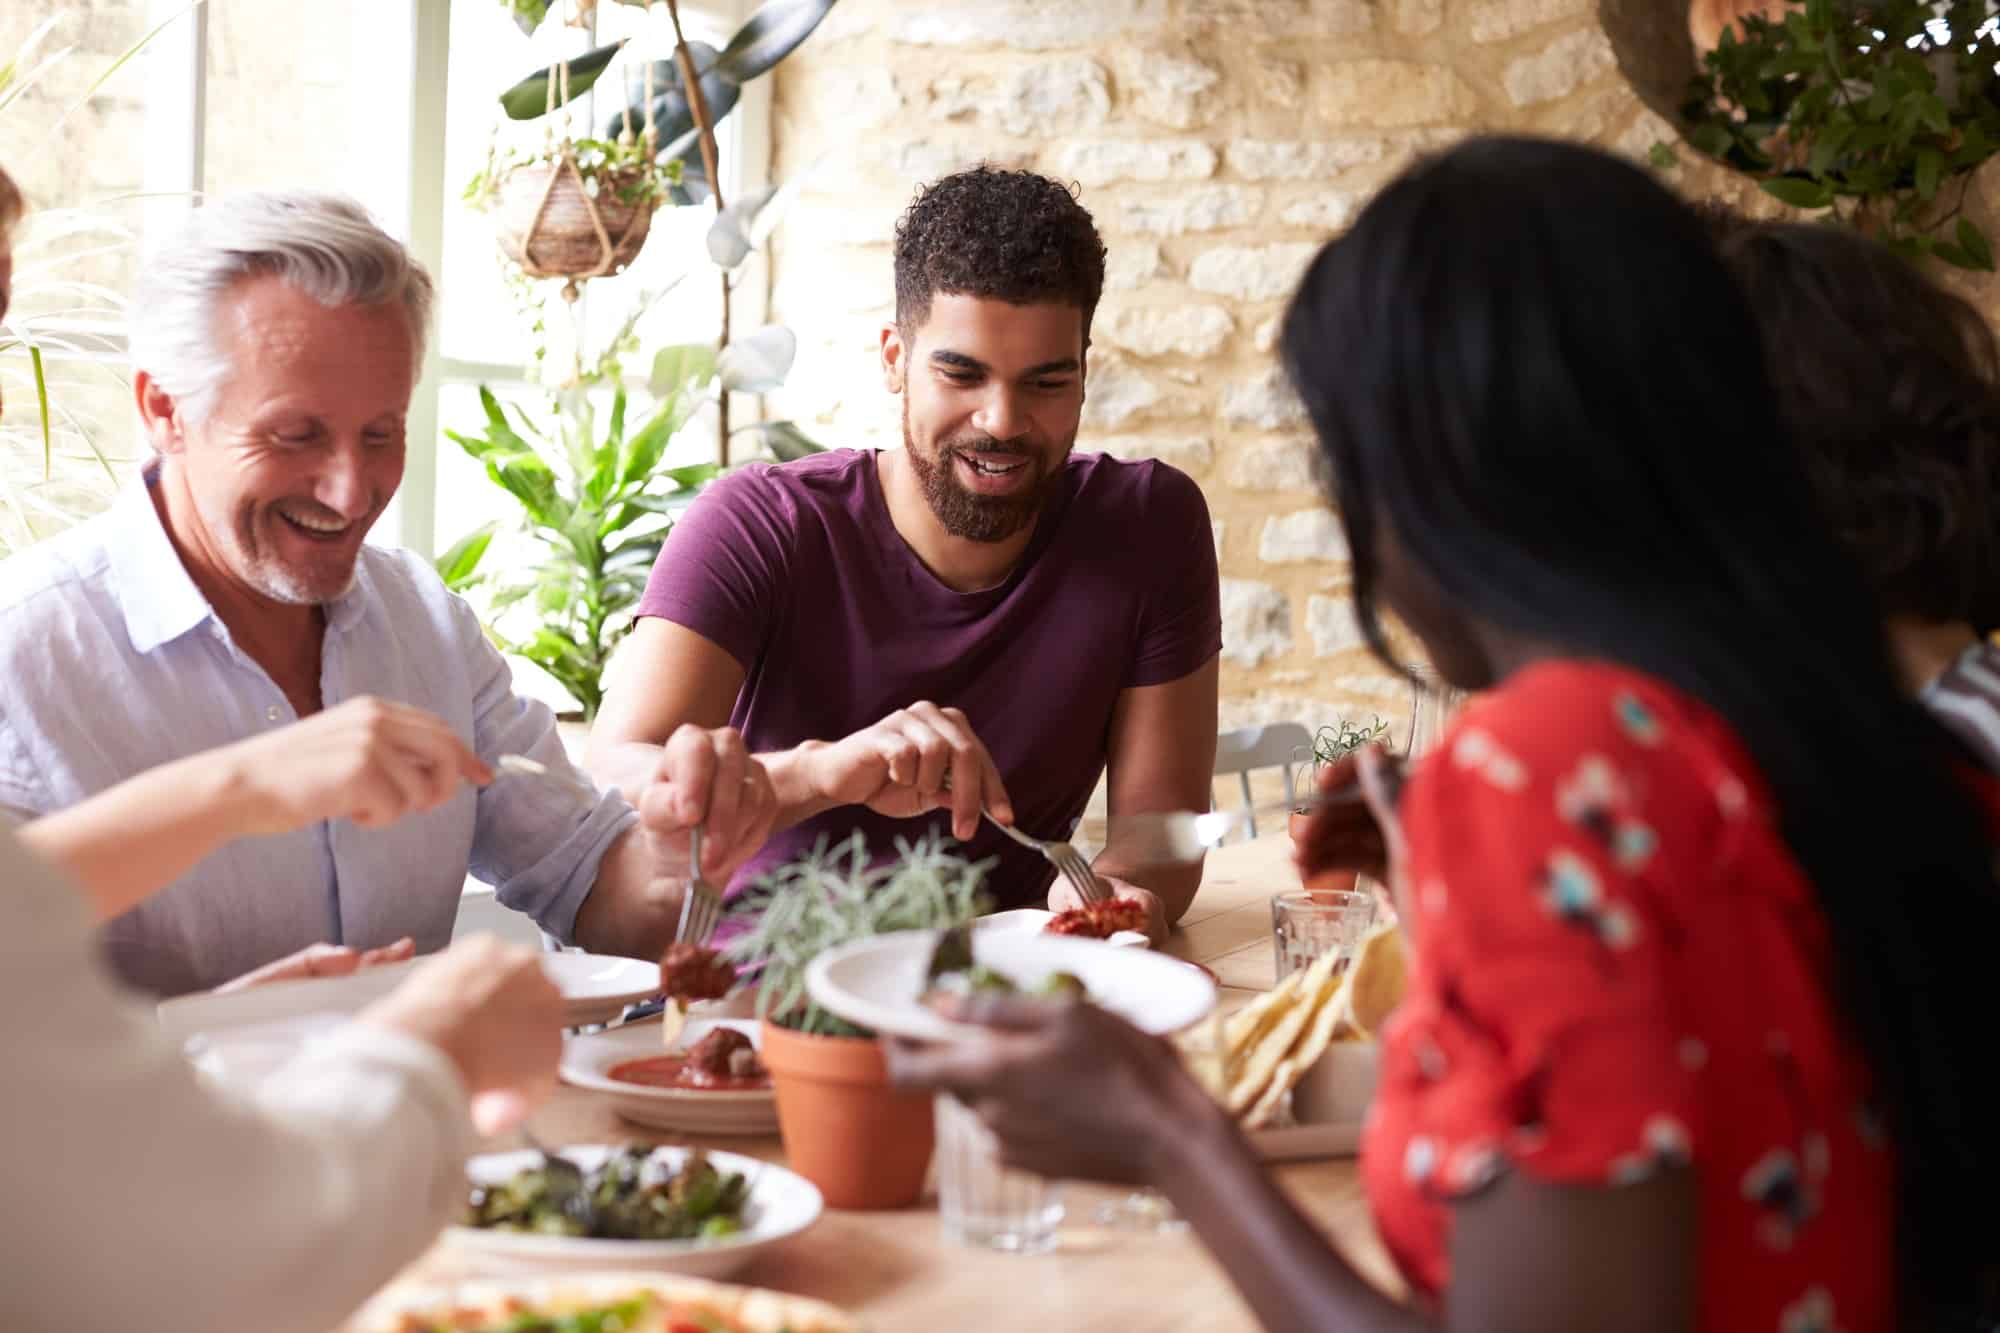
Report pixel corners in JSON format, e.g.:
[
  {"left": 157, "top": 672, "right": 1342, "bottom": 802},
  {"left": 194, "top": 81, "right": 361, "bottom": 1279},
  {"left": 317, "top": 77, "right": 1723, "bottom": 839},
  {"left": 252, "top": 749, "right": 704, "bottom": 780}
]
[{"left": 1672, "top": 0, "right": 2000, "bottom": 269}]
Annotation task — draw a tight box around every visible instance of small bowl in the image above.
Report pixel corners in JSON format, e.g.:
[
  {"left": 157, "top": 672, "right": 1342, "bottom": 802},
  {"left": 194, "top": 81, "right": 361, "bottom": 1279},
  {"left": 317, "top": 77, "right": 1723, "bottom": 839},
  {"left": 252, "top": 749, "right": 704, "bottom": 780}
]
[{"left": 1290, "top": 1039, "right": 1380, "bottom": 1126}]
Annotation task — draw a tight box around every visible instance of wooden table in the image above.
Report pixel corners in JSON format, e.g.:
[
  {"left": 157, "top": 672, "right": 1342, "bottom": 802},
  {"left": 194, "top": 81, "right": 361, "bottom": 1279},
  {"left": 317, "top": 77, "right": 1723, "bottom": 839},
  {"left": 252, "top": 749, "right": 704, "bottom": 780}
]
[{"left": 367, "top": 833, "right": 1397, "bottom": 1331}]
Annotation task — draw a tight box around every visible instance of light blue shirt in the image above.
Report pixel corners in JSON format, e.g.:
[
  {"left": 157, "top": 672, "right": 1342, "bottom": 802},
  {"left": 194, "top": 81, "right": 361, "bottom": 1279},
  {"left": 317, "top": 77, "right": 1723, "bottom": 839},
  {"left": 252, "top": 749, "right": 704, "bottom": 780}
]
[{"left": 0, "top": 471, "right": 637, "bottom": 996}]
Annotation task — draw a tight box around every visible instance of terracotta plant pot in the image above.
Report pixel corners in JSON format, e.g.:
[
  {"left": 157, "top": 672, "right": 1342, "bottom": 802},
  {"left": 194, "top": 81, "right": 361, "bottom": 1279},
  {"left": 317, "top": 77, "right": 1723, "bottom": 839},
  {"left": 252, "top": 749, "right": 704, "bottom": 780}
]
[
  {"left": 1288, "top": 811, "right": 1359, "bottom": 894},
  {"left": 760, "top": 1020, "right": 935, "bottom": 1210}
]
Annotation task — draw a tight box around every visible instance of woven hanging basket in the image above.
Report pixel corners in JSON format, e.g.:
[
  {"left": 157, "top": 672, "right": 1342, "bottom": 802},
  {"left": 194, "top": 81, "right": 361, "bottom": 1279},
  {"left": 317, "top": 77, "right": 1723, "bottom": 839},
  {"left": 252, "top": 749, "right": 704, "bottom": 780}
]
[{"left": 494, "top": 149, "right": 658, "bottom": 284}]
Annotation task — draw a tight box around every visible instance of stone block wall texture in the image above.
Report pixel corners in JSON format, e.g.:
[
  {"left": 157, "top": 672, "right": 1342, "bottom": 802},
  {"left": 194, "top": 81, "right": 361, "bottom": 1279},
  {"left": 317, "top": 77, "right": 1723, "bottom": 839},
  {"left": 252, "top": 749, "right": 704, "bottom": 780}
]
[{"left": 760, "top": 0, "right": 1823, "bottom": 739}]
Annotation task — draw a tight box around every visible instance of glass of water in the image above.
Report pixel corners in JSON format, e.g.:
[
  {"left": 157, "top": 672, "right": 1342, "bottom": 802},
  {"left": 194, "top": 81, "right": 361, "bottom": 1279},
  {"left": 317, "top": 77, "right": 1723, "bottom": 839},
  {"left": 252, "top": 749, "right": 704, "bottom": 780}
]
[
  {"left": 1271, "top": 888, "right": 1377, "bottom": 985},
  {"left": 935, "top": 1092, "right": 1065, "bottom": 1254}
]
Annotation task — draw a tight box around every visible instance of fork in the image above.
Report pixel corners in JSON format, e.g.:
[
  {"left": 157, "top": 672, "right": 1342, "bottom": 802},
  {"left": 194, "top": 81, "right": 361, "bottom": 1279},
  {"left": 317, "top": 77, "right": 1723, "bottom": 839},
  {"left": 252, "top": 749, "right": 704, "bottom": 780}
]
[
  {"left": 674, "top": 824, "right": 725, "bottom": 947},
  {"left": 493, "top": 752, "right": 599, "bottom": 806},
  {"left": 981, "top": 809, "right": 1108, "bottom": 905}
]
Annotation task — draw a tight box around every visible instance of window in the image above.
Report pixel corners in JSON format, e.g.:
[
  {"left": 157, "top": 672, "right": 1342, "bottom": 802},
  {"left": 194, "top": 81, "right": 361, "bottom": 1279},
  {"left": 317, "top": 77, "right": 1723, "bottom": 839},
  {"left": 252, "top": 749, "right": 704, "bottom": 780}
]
[
  {"left": 0, "top": 0, "right": 762, "bottom": 566},
  {"left": 426, "top": 0, "right": 758, "bottom": 568}
]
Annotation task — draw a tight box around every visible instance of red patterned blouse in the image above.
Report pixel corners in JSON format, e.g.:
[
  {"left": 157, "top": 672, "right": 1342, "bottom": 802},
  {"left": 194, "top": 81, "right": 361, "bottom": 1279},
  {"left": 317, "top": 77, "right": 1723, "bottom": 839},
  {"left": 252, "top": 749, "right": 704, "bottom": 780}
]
[{"left": 1364, "top": 661, "right": 1901, "bottom": 1333}]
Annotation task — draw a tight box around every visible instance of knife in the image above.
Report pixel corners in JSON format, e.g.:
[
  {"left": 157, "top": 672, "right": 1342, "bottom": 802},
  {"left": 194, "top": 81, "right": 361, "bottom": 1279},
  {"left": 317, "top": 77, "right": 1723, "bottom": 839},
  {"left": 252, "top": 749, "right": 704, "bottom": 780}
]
[{"left": 1103, "top": 780, "right": 1397, "bottom": 867}]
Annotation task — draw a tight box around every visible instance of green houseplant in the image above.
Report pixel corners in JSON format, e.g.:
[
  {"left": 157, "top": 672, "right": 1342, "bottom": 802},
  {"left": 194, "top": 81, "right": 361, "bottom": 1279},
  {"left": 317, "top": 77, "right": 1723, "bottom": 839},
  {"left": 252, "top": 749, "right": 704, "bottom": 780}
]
[
  {"left": 722, "top": 833, "right": 993, "bottom": 1209},
  {"left": 1, "top": 5, "right": 200, "bottom": 554},
  {"left": 1658, "top": 0, "right": 2000, "bottom": 267},
  {"left": 438, "top": 354, "right": 718, "bottom": 720},
  {"left": 487, "top": 0, "right": 839, "bottom": 461},
  {"left": 1289, "top": 715, "right": 1391, "bottom": 893}
]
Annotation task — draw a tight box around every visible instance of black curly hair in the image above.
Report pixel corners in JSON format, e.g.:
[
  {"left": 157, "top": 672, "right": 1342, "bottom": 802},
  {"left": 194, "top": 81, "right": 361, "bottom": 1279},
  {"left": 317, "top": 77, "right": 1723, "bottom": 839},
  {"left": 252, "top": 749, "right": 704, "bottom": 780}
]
[
  {"left": 892, "top": 166, "right": 1107, "bottom": 341},
  {"left": 1705, "top": 209, "right": 2000, "bottom": 633}
]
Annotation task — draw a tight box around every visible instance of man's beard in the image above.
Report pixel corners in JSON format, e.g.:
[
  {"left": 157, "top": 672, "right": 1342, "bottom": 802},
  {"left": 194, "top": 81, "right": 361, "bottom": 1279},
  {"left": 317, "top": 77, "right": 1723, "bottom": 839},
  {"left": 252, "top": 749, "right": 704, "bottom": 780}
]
[{"left": 902, "top": 398, "right": 1066, "bottom": 544}]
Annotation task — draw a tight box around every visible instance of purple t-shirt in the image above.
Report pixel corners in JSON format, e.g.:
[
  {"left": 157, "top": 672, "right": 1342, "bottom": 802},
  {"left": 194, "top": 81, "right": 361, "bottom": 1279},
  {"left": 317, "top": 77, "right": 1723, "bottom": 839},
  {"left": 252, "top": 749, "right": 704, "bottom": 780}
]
[{"left": 636, "top": 447, "right": 1221, "bottom": 909}]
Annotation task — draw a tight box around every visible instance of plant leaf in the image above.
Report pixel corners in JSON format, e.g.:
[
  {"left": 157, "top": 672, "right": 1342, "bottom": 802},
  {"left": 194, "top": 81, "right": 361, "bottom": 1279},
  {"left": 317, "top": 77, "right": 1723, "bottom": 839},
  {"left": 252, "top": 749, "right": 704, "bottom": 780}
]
[
  {"left": 650, "top": 344, "right": 718, "bottom": 397},
  {"left": 1931, "top": 241, "right": 1978, "bottom": 269},
  {"left": 712, "top": 0, "right": 841, "bottom": 85},
  {"left": 1957, "top": 217, "right": 1995, "bottom": 271},
  {"left": 599, "top": 48, "right": 738, "bottom": 147},
  {"left": 717, "top": 326, "right": 798, "bottom": 393},
  {"left": 500, "top": 40, "right": 627, "bottom": 121},
  {"left": 1647, "top": 142, "right": 1679, "bottom": 169},
  {"left": 1759, "top": 176, "right": 1834, "bottom": 209},
  {"left": 435, "top": 522, "right": 498, "bottom": 591},
  {"left": 734, "top": 419, "right": 825, "bottom": 461},
  {"left": 707, "top": 183, "right": 781, "bottom": 268}
]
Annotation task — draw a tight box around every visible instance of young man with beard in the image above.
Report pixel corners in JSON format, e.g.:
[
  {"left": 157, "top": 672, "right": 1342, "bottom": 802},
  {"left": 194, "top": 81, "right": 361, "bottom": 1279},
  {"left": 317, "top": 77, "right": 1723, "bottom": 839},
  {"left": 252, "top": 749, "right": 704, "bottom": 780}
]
[{"left": 588, "top": 168, "right": 1222, "bottom": 938}]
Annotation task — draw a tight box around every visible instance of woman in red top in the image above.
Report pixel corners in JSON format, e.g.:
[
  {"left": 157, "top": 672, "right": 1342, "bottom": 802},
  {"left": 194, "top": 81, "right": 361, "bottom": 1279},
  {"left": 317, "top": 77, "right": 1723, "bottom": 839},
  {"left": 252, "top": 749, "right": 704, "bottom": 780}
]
[{"left": 889, "top": 137, "right": 2000, "bottom": 1333}]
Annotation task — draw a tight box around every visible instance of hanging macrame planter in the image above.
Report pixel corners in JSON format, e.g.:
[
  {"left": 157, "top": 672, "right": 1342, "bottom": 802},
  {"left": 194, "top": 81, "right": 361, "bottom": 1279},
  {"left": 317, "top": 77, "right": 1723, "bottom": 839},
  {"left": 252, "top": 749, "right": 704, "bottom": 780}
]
[
  {"left": 490, "top": 22, "right": 663, "bottom": 300},
  {"left": 494, "top": 150, "right": 657, "bottom": 291}
]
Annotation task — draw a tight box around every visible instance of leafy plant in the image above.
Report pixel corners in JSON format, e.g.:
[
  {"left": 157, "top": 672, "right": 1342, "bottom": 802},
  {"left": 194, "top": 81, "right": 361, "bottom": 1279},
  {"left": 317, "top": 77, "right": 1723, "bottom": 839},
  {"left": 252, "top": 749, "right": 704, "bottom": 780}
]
[
  {"left": 464, "top": 134, "right": 684, "bottom": 213},
  {"left": 1, "top": 6, "right": 200, "bottom": 555},
  {"left": 1662, "top": 0, "right": 2000, "bottom": 267},
  {"left": 723, "top": 833, "right": 996, "bottom": 1038},
  {"left": 486, "top": 0, "right": 839, "bottom": 464},
  {"left": 438, "top": 349, "right": 725, "bottom": 719},
  {"left": 1311, "top": 715, "right": 1391, "bottom": 767}
]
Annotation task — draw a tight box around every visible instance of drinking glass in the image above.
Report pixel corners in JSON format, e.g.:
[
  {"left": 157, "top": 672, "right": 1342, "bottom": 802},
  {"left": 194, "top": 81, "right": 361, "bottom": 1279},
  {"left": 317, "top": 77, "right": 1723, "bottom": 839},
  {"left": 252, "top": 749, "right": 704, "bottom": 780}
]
[
  {"left": 1271, "top": 888, "right": 1377, "bottom": 986},
  {"left": 935, "top": 1092, "right": 1065, "bottom": 1253},
  {"left": 1094, "top": 1004, "right": 1226, "bottom": 1233},
  {"left": 1405, "top": 663, "right": 1468, "bottom": 762}
]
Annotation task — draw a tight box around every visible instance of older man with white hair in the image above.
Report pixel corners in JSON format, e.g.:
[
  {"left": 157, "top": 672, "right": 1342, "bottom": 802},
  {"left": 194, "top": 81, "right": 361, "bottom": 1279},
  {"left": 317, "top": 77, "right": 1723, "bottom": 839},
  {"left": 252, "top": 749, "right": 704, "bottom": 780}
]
[{"left": 0, "top": 192, "right": 778, "bottom": 996}]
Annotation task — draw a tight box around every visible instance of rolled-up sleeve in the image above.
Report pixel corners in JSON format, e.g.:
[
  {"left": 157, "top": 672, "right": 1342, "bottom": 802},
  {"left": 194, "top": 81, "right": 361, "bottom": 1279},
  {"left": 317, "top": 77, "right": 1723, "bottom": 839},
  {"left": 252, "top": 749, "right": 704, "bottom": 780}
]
[{"left": 458, "top": 604, "right": 637, "bottom": 944}]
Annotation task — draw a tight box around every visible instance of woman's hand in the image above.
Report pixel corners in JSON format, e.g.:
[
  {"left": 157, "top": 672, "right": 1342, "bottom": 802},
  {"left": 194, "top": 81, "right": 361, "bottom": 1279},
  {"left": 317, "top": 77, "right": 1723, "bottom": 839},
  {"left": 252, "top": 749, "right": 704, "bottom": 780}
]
[
  {"left": 1293, "top": 746, "right": 1415, "bottom": 935},
  {"left": 885, "top": 994, "right": 1224, "bottom": 1187}
]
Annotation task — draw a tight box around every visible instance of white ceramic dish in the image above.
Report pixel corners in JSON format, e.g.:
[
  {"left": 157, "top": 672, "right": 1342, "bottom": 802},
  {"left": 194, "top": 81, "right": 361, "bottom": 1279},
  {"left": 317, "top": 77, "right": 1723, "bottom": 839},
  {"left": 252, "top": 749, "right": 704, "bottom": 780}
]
[
  {"left": 805, "top": 929, "right": 1216, "bottom": 1044},
  {"left": 977, "top": 907, "right": 1149, "bottom": 948},
  {"left": 349, "top": 1271, "right": 857, "bottom": 1333},
  {"left": 444, "top": 1145, "right": 820, "bottom": 1280},
  {"left": 1247, "top": 1040, "right": 1379, "bottom": 1162},
  {"left": 156, "top": 950, "right": 661, "bottom": 1042},
  {"left": 562, "top": 1017, "right": 778, "bottom": 1136}
]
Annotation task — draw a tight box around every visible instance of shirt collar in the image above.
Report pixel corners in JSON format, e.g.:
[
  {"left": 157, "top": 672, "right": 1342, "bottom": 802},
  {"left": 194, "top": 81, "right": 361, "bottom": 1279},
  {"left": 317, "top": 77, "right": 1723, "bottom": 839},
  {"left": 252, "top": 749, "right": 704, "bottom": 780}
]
[
  {"left": 107, "top": 461, "right": 376, "bottom": 652},
  {"left": 106, "top": 464, "right": 215, "bottom": 655}
]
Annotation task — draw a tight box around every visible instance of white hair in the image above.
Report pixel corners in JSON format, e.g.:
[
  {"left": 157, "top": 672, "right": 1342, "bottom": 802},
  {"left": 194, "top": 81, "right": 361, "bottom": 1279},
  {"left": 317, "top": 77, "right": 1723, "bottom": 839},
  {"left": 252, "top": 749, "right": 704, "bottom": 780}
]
[{"left": 130, "top": 191, "right": 434, "bottom": 423}]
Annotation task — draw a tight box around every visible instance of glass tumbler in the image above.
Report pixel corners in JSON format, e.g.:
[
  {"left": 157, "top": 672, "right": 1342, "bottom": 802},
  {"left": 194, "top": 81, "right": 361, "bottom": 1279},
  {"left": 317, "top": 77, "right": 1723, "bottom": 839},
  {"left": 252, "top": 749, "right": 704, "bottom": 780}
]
[
  {"left": 1271, "top": 888, "right": 1378, "bottom": 986},
  {"left": 935, "top": 1092, "right": 1065, "bottom": 1254}
]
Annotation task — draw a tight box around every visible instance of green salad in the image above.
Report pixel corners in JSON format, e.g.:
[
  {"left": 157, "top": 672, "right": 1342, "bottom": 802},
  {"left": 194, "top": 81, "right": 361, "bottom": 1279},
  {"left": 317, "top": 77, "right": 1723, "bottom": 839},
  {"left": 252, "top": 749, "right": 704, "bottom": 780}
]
[{"left": 465, "top": 1145, "right": 751, "bottom": 1242}]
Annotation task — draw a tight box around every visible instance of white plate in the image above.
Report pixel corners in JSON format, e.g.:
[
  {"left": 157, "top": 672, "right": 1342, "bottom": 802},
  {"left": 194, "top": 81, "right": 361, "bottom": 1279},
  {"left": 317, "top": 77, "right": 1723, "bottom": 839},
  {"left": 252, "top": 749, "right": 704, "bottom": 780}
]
[
  {"left": 562, "top": 1017, "right": 779, "bottom": 1136},
  {"left": 156, "top": 950, "right": 661, "bottom": 1042},
  {"left": 350, "top": 1271, "right": 857, "bottom": 1333},
  {"left": 444, "top": 1145, "right": 820, "bottom": 1281},
  {"left": 805, "top": 929, "right": 1216, "bottom": 1043},
  {"left": 978, "top": 907, "right": 1149, "bottom": 948}
]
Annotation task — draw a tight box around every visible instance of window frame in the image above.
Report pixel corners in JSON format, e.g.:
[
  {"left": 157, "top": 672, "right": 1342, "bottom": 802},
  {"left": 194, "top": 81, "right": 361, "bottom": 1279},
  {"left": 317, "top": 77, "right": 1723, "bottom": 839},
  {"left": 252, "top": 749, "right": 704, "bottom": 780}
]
[{"left": 124, "top": 0, "right": 769, "bottom": 557}]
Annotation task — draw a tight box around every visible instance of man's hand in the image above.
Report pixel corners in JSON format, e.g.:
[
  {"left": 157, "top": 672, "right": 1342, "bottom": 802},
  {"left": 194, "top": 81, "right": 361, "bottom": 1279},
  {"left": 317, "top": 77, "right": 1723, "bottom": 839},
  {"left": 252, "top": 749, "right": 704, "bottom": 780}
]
[
  {"left": 797, "top": 702, "right": 1013, "bottom": 841},
  {"left": 212, "top": 936, "right": 416, "bottom": 993},
  {"left": 635, "top": 724, "right": 779, "bottom": 882},
  {"left": 1049, "top": 875, "right": 1169, "bottom": 948},
  {"left": 223, "top": 696, "right": 491, "bottom": 835}
]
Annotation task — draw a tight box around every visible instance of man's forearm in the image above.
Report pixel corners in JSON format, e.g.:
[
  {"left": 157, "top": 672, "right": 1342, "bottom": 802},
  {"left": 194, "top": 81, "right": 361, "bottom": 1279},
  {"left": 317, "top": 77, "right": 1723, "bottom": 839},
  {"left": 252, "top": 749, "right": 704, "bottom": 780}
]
[
  {"left": 756, "top": 742, "right": 843, "bottom": 833},
  {"left": 1095, "top": 856, "right": 1204, "bottom": 926},
  {"left": 570, "top": 827, "right": 688, "bottom": 960}
]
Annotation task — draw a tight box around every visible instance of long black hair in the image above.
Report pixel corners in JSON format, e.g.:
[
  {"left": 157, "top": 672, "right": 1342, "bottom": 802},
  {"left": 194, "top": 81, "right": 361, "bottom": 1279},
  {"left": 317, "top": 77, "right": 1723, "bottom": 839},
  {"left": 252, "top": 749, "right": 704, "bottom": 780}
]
[{"left": 1280, "top": 135, "right": 2000, "bottom": 1329}]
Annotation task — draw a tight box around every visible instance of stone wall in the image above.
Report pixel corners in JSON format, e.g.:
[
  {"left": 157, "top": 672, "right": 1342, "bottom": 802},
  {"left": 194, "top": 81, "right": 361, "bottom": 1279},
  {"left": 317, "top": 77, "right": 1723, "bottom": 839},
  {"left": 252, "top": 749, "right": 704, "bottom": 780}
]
[{"left": 760, "top": 0, "right": 1816, "bottom": 740}]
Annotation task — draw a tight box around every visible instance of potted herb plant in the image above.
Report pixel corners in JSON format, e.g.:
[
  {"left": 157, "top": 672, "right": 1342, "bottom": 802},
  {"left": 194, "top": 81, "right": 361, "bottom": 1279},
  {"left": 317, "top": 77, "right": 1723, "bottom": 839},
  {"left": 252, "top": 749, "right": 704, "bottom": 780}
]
[
  {"left": 722, "top": 833, "right": 993, "bottom": 1210},
  {"left": 1289, "top": 715, "right": 1391, "bottom": 892}
]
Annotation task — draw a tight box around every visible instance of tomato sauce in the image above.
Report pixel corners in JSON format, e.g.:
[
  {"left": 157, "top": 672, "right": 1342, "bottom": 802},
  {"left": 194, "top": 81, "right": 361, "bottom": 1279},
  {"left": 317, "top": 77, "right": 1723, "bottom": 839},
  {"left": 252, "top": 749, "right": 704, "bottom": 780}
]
[{"left": 607, "top": 1054, "right": 770, "bottom": 1092}]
